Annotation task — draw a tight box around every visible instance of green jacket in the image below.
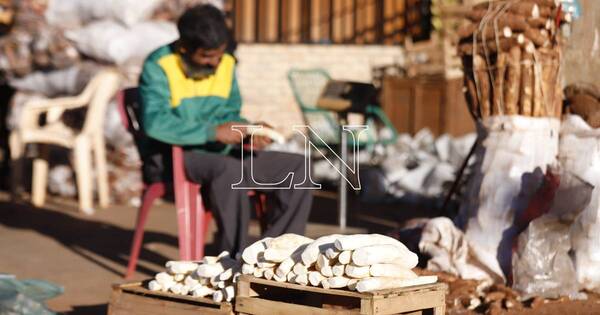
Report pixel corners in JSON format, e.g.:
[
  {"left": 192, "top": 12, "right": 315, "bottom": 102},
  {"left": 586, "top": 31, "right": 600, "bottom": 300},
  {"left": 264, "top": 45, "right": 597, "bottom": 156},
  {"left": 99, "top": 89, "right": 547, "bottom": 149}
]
[{"left": 139, "top": 43, "right": 245, "bottom": 154}]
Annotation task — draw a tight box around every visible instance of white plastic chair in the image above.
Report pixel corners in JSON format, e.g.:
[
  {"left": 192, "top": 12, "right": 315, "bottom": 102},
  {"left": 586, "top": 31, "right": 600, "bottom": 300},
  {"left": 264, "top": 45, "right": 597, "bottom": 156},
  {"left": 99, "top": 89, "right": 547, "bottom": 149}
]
[{"left": 9, "top": 69, "right": 121, "bottom": 214}]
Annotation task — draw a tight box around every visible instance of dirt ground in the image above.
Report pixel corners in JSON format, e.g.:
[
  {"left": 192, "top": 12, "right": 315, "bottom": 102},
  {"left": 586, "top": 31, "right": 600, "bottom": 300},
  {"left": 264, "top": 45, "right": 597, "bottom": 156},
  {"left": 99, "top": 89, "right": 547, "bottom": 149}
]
[{"left": 1, "top": 191, "right": 599, "bottom": 314}]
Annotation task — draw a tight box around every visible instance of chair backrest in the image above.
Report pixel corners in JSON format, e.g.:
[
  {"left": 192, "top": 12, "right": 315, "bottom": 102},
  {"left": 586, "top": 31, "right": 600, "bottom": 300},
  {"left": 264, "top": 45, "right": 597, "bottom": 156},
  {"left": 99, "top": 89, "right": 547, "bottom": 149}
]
[
  {"left": 116, "top": 86, "right": 173, "bottom": 185},
  {"left": 287, "top": 69, "right": 331, "bottom": 110},
  {"left": 116, "top": 87, "right": 144, "bottom": 138},
  {"left": 82, "top": 69, "right": 122, "bottom": 134}
]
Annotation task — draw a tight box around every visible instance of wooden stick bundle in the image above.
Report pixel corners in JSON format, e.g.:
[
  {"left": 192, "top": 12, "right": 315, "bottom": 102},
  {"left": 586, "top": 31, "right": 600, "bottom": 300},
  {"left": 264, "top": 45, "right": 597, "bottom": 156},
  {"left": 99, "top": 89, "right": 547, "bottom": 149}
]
[{"left": 459, "top": 0, "right": 568, "bottom": 119}]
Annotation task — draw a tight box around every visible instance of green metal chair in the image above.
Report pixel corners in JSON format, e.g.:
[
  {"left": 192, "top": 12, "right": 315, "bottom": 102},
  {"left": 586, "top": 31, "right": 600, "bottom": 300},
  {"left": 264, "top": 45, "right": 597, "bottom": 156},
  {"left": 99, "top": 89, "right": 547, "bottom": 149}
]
[{"left": 287, "top": 68, "right": 397, "bottom": 149}]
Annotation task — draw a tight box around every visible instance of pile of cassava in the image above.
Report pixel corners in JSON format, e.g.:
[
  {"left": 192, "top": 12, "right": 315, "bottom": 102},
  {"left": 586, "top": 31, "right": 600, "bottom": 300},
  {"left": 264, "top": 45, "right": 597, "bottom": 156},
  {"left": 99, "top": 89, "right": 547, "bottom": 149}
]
[
  {"left": 148, "top": 251, "right": 240, "bottom": 303},
  {"left": 147, "top": 233, "right": 435, "bottom": 301},
  {"left": 241, "top": 233, "right": 437, "bottom": 292},
  {"left": 458, "top": 0, "right": 571, "bottom": 119}
]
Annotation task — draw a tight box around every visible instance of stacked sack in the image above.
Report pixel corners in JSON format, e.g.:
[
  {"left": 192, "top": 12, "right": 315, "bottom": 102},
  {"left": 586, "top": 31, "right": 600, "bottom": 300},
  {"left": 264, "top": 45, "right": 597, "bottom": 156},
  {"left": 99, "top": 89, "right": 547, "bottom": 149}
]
[
  {"left": 241, "top": 233, "right": 437, "bottom": 293},
  {"left": 148, "top": 251, "right": 240, "bottom": 303}
]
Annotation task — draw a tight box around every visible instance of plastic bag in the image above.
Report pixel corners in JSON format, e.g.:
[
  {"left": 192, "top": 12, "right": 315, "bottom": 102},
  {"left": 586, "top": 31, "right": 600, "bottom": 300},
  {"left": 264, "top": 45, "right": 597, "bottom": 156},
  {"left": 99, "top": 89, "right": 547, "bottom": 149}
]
[
  {"left": 559, "top": 115, "right": 600, "bottom": 292},
  {"left": 0, "top": 275, "right": 63, "bottom": 315},
  {"left": 512, "top": 168, "right": 592, "bottom": 299},
  {"left": 512, "top": 217, "right": 581, "bottom": 299},
  {"left": 65, "top": 20, "right": 178, "bottom": 65},
  {"left": 456, "top": 116, "right": 560, "bottom": 281},
  {"left": 48, "top": 165, "right": 77, "bottom": 197}
]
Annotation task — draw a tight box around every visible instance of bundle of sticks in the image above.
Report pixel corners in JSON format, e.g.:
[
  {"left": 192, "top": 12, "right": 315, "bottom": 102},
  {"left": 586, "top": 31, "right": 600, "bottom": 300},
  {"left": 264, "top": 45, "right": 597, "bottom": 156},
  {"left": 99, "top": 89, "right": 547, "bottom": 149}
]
[{"left": 458, "top": 0, "right": 571, "bottom": 119}]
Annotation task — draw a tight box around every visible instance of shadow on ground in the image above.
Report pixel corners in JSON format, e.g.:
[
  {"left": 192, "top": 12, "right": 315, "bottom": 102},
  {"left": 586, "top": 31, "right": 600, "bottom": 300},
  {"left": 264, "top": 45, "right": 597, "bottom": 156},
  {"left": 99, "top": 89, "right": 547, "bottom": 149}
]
[
  {"left": 65, "top": 304, "right": 107, "bottom": 315},
  {"left": 0, "top": 200, "right": 177, "bottom": 277}
]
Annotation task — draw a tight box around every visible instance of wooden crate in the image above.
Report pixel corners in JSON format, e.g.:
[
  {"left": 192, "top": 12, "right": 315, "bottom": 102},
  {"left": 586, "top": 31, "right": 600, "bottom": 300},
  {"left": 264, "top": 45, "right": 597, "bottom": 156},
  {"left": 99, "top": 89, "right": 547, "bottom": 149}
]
[
  {"left": 381, "top": 75, "right": 475, "bottom": 136},
  {"left": 235, "top": 275, "right": 447, "bottom": 315},
  {"left": 108, "top": 282, "right": 234, "bottom": 315}
]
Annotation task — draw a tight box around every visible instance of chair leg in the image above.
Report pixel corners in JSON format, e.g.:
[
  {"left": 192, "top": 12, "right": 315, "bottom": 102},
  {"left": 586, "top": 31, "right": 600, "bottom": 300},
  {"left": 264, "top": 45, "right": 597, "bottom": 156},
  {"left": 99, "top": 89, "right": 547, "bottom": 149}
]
[
  {"left": 189, "top": 183, "right": 204, "bottom": 260},
  {"left": 93, "top": 134, "right": 110, "bottom": 208},
  {"left": 125, "top": 183, "right": 165, "bottom": 279},
  {"left": 74, "top": 137, "right": 94, "bottom": 214},
  {"left": 203, "top": 211, "right": 213, "bottom": 241},
  {"left": 175, "top": 181, "right": 192, "bottom": 260},
  {"left": 31, "top": 145, "right": 49, "bottom": 207},
  {"left": 9, "top": 132, "right": 24, "bottom": 199},
  {"left": 254, "top": 193, "right": 269, "bottom": 234}
]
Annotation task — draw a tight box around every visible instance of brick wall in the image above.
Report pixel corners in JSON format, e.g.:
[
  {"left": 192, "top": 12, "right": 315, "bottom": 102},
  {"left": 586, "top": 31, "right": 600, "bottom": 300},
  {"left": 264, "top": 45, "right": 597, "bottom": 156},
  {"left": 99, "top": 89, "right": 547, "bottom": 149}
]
[{"left": 236, "top": 44, "right": 405, "bottom": 136}]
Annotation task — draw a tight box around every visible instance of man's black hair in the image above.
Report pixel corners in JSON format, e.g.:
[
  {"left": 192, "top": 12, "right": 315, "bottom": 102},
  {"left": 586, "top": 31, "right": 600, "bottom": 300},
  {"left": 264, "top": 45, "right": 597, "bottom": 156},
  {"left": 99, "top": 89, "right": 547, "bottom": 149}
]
[{"left": 177, "top": 4, "right": 229, "bottom": 52}]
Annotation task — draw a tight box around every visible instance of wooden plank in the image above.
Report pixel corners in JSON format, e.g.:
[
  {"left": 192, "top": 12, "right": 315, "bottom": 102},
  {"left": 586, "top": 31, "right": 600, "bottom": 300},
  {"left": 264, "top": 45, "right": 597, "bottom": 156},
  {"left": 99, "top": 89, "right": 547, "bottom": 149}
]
[
  {"left": 107, "top": 288, "right": 122, "bottom": 315},
  {"left": 369, "top": 283, "right": 446, "bottom": 297},
  {"left": 122, "top": 285, "right": 223, "bottom": 306},
  {"left": 241, "top": 0, "right": 257, "bottom": 42},
  {"left": 442, "top": 78, "right": 475, "bottom": 136},
  {"left": 234, "top": 0, "right": 243, "bottom": 41},
  {"left": 109, "top": 290, "right": 232, "bottom": 315},
  {"left": 332, "top": 0, "right": 344, "bottom": 43},
  {"left": 355, "top": 0, "right": 366, "bottom": 44},
  {"left": 372, "top": 290, "right": 445, "bottom": 315},
  {"left": 240, "top": 276, "right": 446, "bottom": 299},
  {"left": 393, "top": 0, "right": 405, "bottom": 44},
  {"left": 258, "top": 0, "right": 278, "bottom": 42},
  {"left": 237, "top": 276, "right": 447, "bottom": 315},
  {"left": 364, "top": 0, "right": 376, "bottom": 43},
  {"left": 414, "top": 81, "right": 443, "bottom": 135},
  {"left": 236, "top": 297, "right": 358, "bottom": 315},
  {"left": 381, "top": 77, "right": 412, "bottom": 134},
  {"left": 383, "top": 0, "right": 395, "bottom": 44},
  {"left": 342, "top": 0, "right": 354, "bottom": 42},
  {"left": 288, "top": 0, "right": 302, "bottom": 43},
  {"left": 239, "top": 275, "right": 364, "bottom": 298},
  {"left": 360, "top": 297, "right": 374, "bottom": 315},
  {"left": 434, "top": 305, "right": 446, "bottom": 315},
  {"left": 311, "top": 0, "right": 322, "bottom": 42},
  {"left": 319, "top": 0, "right": 331, "bottom": 42}
]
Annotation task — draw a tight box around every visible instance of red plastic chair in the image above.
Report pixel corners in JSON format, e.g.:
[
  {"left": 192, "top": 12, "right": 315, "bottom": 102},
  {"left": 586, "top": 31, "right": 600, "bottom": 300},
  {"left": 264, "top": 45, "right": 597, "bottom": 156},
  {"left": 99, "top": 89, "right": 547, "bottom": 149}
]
[{"left": 118, "top": 89, "right": 267, "bottom": 279}]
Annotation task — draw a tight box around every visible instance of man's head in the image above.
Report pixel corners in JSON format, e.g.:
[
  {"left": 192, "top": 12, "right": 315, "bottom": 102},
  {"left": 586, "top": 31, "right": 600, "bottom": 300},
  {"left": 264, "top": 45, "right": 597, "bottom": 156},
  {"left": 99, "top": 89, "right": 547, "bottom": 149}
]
[{"left": 177, "top": 4, "right": 229, "bottom": 79}]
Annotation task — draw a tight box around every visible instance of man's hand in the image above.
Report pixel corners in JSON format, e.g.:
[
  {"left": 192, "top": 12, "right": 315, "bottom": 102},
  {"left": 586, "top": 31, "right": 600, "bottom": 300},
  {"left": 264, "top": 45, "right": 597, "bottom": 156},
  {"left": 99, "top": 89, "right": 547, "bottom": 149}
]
[
  {"left": 215, "top": 122, "right": 245, "bottom": 144},
  {"left": 251, "top": 135, "right": 272, "bottom": 150},
  {"left": 248, "top": 122, "right": 274, "bottom": 150}
]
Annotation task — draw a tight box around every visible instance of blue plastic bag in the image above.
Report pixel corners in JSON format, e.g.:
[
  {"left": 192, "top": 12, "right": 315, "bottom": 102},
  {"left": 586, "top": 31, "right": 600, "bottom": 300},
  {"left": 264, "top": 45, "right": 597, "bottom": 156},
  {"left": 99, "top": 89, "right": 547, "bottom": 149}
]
[{"left": 0, "top": 275, "right": 63, "bottom": 315}]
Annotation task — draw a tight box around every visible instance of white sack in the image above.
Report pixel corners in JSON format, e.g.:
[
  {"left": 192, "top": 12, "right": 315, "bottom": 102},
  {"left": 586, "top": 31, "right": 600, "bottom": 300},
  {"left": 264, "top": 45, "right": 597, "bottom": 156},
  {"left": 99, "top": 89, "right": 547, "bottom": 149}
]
[
  {"left": 456, "top": 116, "right": 560, "bottom": 281},
  {"left": 66, "top": 20, "right": 178, "bottom": 65},
  {"left": 46, "top": 0, "right": 164, "bottom": 28},
  {"left": 419, "top": 217, "right": 496, "bottom": 281},
  {"left": 8, "top": 63, "right": 98, "bottom": 97}
]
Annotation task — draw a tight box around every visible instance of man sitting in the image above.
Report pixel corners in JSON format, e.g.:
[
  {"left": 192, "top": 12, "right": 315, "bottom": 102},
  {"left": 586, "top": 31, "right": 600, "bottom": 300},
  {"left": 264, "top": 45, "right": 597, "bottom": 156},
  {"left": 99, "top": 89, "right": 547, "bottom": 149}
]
[{"left": 138, "top": 5, "right": 313, "bottom": 256}]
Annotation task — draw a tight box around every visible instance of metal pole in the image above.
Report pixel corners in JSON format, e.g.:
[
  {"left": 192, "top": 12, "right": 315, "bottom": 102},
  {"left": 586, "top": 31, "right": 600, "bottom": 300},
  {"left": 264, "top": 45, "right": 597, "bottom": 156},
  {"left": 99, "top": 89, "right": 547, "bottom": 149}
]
[{"left": 338, "top": 118, "right": 348, "bottom": 230}]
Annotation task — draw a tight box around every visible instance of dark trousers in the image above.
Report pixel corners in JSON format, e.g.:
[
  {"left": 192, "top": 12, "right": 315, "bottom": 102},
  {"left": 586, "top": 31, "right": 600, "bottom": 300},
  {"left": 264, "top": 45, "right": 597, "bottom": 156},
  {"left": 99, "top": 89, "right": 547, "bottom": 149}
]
[{"left": 183, "top": 150, "right": 313, "bottom": 255}]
